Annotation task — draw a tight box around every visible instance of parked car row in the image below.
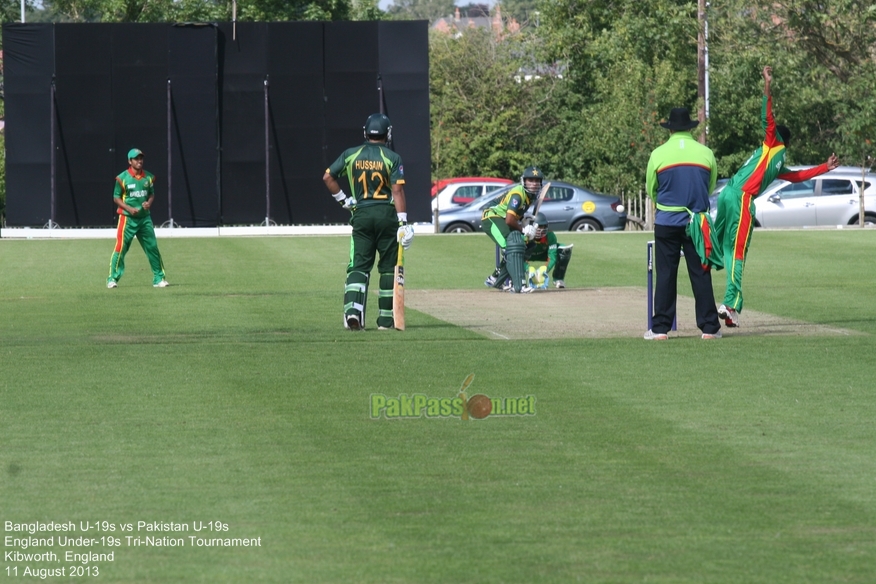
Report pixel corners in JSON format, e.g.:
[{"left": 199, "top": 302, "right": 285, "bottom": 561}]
[
  {"left": 709, "top": 166, "right": 875, "bottom": 227},
  {"left": 430, "top": 177, "right": 513, "bottom": 212},
  {"left": 428, "top": 165, "right": 874, "bottom": 235},
  {"left": 435, "top": 181, "right": 627, "bottom": 233}
]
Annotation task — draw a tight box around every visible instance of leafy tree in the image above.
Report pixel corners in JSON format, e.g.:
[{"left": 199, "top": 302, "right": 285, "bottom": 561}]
[
  {"left": 385, "top": 0, "right": 453, "bottom": 22},
  {"left": 41, "top": 0, "right": 352, "bottom": 22},
  {"left": 531, "top": 0, "right": 699, "bottom": 192},
  {"left": 758, "top": 0, "right": 876, "bottom": 83},
  {"left": 350, "top": 0, "right": 381, "bottom": 21},
  {"left": 708, "top": 0, "right": 876, "bottom": 173},
  {"left": 1, "top": 0, "right": 37, "bottom": 22},
  {"left": 430, "top": 26, "right": 560, "bottom": 180},
  {"left": 833, "top": 61, "right": 876, "bottom": 169},
  {"left": 540, "top": 0, "right": 698, "bottom": 96}
]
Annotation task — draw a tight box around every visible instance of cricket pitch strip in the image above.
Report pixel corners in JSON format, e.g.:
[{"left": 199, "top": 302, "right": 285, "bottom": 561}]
[{"left": 406, "top": 287, "right": 864, "bottom": 340}]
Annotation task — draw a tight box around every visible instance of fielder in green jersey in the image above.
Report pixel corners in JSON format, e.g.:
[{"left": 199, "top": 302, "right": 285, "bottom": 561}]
[
  {"left": 714, "top": 66, "right": 839, "bottom": 327},
  {"left": 482, "top": 165, "right": 541, "bottom": 293},
  {"left": 107, "top": 149, "right": 168, "bottom": 289},
  {"left": 524, "top": 213, "right": 573, "bottom": 289},
  {"left": 324, "top": 113, "right": 414, "bottom": 331}
]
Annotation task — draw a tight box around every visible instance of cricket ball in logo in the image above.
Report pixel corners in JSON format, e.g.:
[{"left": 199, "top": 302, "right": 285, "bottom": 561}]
[{"left": 466, "top": 394, "right": 492, "bottom": 419}]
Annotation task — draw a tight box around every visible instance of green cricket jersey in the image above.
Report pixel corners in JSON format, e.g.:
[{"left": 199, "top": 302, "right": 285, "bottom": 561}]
[
  {"left": 114, "top": 168, "right": 155, "bottom": 217},
  {"left": 482, "top": 185, "right": 532, "bottom": 222},
  {"left": 326, "top": 142, "right": 405, "bottom": 208}
]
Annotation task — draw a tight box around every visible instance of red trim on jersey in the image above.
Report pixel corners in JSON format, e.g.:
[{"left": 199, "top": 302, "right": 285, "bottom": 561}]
[
  {"left": 114, "top": 216, "right": 127, "bottom": 253},
  {"left": 701, "top": 214, "right": 713, "bottom": 270},
  {"left": 734, "top": 192, "right": 753, "bottom": 260}
]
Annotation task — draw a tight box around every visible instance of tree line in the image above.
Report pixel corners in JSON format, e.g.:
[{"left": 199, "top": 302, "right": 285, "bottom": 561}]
[{"left": 431, "top": 0, "right": 875, "bottom": 195}]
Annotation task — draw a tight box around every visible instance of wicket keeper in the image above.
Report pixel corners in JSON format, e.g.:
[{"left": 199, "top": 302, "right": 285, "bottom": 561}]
[{"left": 524, "top": 212, "right": 572, "bottom": 289}]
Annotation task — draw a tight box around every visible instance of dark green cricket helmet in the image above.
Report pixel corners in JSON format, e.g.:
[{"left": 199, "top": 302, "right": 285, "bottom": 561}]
[
  {"left": 535, "top": 212, "right": 548, "bottom": 238},
  {"left": 363, "top": 113, "right": 392, "bottom": 141},
  {"left": 521, "top": 165, "right": 543, "bottom": 195}
]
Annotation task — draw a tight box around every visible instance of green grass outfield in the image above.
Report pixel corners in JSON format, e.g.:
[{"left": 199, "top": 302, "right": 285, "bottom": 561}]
[{"left": 1, "top": 230, "right": 874, "bottom": 583}]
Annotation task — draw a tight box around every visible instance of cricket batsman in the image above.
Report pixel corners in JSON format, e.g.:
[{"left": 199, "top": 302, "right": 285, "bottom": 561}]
[
  {"left": 714, "top": 66, "right": 839, "bottom": 327},
  {"left": 481, "top": 166, "right": 541, "bottom": 293},
  {"left": 323, "top": 113, "right": 414, "bottom": 331}
]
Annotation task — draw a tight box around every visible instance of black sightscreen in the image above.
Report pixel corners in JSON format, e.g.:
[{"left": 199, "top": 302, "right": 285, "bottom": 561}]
[
  {"left": 324, "top": 21, "right": 380, "bottom": 173},
  {"left": 111, "top": 24, "right": 169, "bottom": 225},
  {"left": 268, "top": 22, "right": 329, "bottom": 225},
  {"left": 218, "top": 22, "right": 268, "bottom": 225},
  {"left": 3, "top": 24, "right": 54, "bottom": 226},
  {"left": 3, "top": 22, "right": 430, "bottom": 227},
  {"left": 168, "top": 24, "right": 220, "bottom": 227},
  {"left": 54, "top": 24, "right": 114, "bottom": 226},
  {"left": 379, "top": 21, "right": 430, "bottom": 220}
]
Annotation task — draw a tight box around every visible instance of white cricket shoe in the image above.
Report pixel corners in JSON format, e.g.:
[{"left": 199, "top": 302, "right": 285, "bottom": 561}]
[
  {"left": 345, "top": 314, "right": 362, "bottom": 331},
  {"left": 643, "top": 329, "right": 669, "bottom": 340},
  {"left": 554, "top": 279, "right": 565, "bottom": 289},
  {"left": 717, "top": 304, "right": 739, "bottom": 328},
  {"left": 107, "top": 281, "right": 118, "bottom": 289},
  {"left": 153, "top": 280, "right": 169, "bottom": 288},
  {"left": 701, "top": 331, "right": 723, "bottom": 339},
  {"left": 504, "top": 283, "right": 534, "bottom": 293}
]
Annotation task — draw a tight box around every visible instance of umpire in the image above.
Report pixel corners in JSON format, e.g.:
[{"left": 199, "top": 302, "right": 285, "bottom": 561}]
[
  {"left": 323, "top": 113, "right": 414, "bottom": 331},
  {"left": 645, "top": 108, "right": 722, "bottom": 340}
]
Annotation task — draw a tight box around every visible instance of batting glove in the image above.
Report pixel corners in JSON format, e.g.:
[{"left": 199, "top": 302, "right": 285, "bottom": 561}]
[
  {"left": 522, "top": 224, "right": 537, "bottom": 239},
  {"left": 398, "top": 224, "right": 415, "bottom": 249}
]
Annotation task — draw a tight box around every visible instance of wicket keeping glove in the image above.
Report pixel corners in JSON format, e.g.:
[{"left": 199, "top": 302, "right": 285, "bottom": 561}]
[{"left": 537, "top": 266, "right": 550, "bottom": 289}]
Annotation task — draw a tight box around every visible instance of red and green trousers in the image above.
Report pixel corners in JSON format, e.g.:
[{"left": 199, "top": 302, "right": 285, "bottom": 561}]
[
  {"left": 107, "top": 214, "right": 166, "bottom": 285},
  {"left": 714, "top": 185, "right": 755, "bottom": 312}
]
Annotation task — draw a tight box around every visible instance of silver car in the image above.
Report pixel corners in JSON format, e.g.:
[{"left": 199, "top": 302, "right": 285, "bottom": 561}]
[
  {"left": 710, "top": 167, "right": 874, "bottom": 227},
  {"left": 436, "top": 181, "right": 627, "bottom": 233}
]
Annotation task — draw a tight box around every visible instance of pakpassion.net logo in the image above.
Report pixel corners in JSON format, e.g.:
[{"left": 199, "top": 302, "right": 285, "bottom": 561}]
[{"left": 370, "top": 374, "right": 536, "bottom": 420}]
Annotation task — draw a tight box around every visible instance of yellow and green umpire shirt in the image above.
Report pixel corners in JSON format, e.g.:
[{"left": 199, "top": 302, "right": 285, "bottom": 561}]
[
  {"left": 482, "top": 185, "right": 532, "bottom": 222},
  {"left": 326, "top": 142, "right": 405, "bottom": 208},
  {"left": 114, "top": 168, "right": 155, "bottom": 217}
]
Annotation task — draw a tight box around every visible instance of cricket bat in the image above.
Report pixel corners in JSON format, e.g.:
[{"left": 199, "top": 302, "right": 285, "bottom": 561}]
[
  {"left": 530, "top": 181, "right": 552, "bottom": 219},
  {"left": 393, "top": 244, "right": 406, "bottom": 331}
]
